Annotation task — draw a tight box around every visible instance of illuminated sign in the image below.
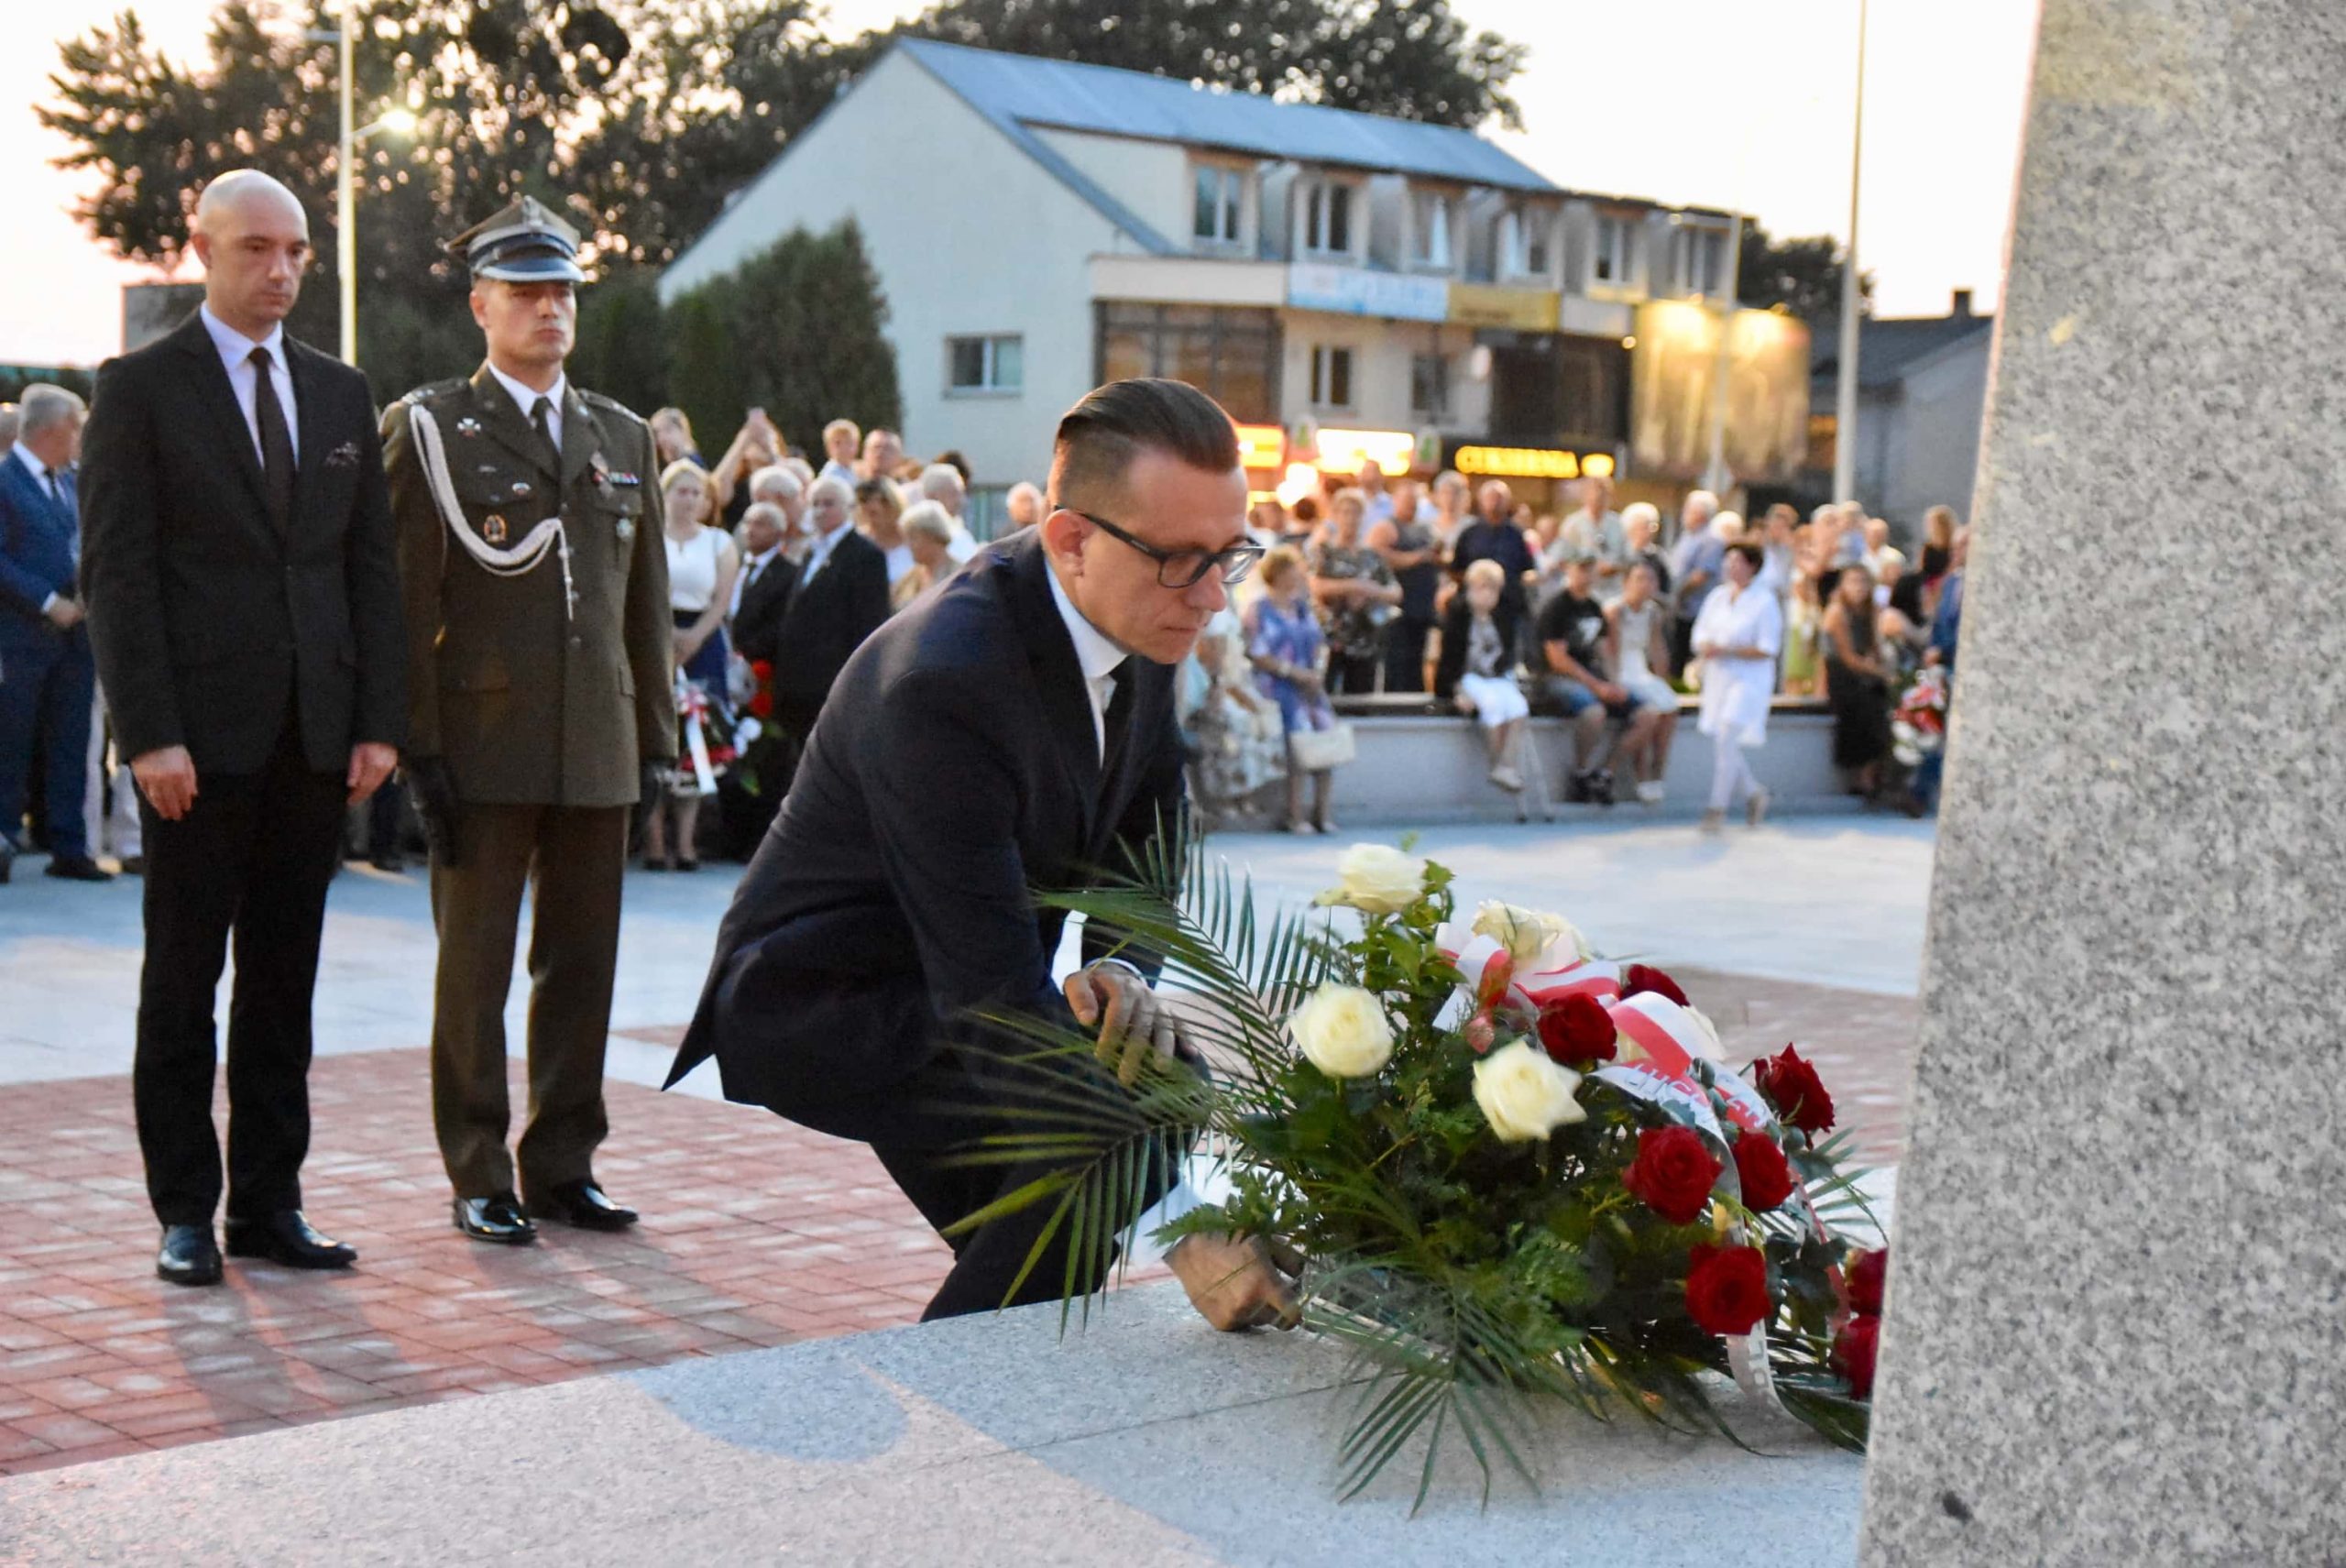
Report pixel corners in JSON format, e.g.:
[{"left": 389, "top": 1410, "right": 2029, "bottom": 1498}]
[
  {"left": 1233, "top": 423, "right": 1286, "bottom": 470},
  {"left": 1447, "top": 283, "right": 1560, "bottom": 333},
  {"left": 1453, "top": 444, "right": 1617, "bottom": 480},
  {"left": 1313, "top": 428, "right": 1418, "bottom": 477}
]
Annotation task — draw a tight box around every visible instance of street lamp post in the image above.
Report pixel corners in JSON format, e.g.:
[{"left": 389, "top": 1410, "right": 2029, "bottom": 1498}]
[
  {"left": 320, "top": 0, "right": 414, "bottom": 367},
  {"left": 1832, "top": 0, "right": 1870, "bottom": 504}
]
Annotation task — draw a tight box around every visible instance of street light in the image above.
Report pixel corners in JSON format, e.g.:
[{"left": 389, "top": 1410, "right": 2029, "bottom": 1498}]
[
  {"left": 325, "top": 2, "right": 416, "bottom": 365},
  {"left": 1832, "top": 0, "right": 1870, "bottom": 504}
]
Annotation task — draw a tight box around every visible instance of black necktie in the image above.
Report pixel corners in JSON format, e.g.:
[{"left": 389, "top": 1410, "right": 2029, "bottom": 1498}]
[
  {"left": 248, "top": 345, "right": 294, "bottom": 530},
  {"left": 46, "top": 472, "right": 65, "bottom": 511},
  {"left": 1100, "top": 661, "right": 1137, "bottom": 784},
  {"left": 531, "top": 396, "right": 562, "bottom": 477}
]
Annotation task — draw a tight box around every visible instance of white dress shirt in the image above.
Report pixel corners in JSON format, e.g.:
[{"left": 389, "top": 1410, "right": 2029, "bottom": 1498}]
[
  {"left": 199, "top": 303, "right": 299, "bottom": 463},
  {"left": 484, "top": 361, "right": 568, "bottom": 449},
  {"left": 1046, "top": 562, "right": 1128, "bottom": 760},
  {"left": 796, "top": 519, "right": 855, "bottom": 587}
]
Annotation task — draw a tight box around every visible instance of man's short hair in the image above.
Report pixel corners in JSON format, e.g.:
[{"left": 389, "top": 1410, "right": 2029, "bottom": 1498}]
[
  {"left": 749, "top": 463, "right": 803, "bottom": 502},
  {"left": 17, "top": 384, "right": 86, "bottom": 439},
  {"left": 823, "top": 418, "right": 861, "bottom": 444},
  {"left": 806, "top": 474, "right": 854, "bottom": 509},
  {"left": 740, "top": 500, "right": 786, "bottom": 536},
  {"left": 917, "top": 463, "right": 964, "bottom": 501},
  {"left": 900, "top": 499, "right": 955, "bottom": 545},
  {"left": 1622, "top": 501, "right": 1661, "bottom": 531},
  {"left": 1049, "top": 378, "right": 1239, "bottom": 509}
]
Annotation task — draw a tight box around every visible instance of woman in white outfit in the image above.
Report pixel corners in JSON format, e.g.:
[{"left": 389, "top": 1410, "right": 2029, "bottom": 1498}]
[
  {"left": 1691, "top": 541, "right": 1782, "bottom": 830},
  {"left": 645, "top": 461, "right": 739, "bottom": 871}
]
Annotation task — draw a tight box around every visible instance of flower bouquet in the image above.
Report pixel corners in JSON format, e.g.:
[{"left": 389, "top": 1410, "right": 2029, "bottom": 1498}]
[
  {"left": 728, "top": 659, "right": 795, "bottom": 798},
  {"left": 1891, "top": 665, "right": 1948, "bottom": 768},
  {"left": 964, "top": 839, "right": 1882, "bottom": 1505}
]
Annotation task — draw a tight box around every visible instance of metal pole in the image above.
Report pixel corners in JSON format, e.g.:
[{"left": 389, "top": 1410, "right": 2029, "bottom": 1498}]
[
  {"left": 1703, "top": 213, "right": 1746, "bottom": 496},
  {"left": 336, "top": 0, "right": 356, "bottom": 366},
  {"left": 1832, "top": 0, "right": 1868, "bottom": 502}
]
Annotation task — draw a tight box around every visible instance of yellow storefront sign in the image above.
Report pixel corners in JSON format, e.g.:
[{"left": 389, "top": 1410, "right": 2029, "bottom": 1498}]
[
  {"left": 1446, "top": 283, "right": 1560, "bottom": 333},
  {"left": 1233, "top": 423, "right": 1286, "bottom": 470},
  {"left": 1313, "top": 428, "right": 1417, "bottom": 477},
  {"left": 1453, "top": 445, "right": 1617, "bottom": 480}
]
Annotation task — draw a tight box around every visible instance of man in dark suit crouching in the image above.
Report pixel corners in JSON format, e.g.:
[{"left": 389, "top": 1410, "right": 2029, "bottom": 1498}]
[
  {"left": 667, "top": 378, "right": 1295, "bottom": 1329},
  {"left": 80, "top": 170, "right": 405, "bottom": 1285}
]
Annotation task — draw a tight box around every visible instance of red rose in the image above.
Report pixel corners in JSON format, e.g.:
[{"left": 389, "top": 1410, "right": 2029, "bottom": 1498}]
[
  {"left": 1684, "top": 1243, "right": 1771, "bottom": 1338},
  {"left": 1729, "top": 1130, "right": 1794, "bottom": 1212},
  {"left": 1621, "top": 963, "right": 1690, "bottom": 1008},
  {"left": 1833, "top": 1313, "right": 1880, "bottom": 1398},
  {"left": 1750, "top": 1044, "right": 1836, "bottom": 1135},
  {"left": 1845, "top": 1247, "right": 1888, "bottom": 1315},
  {"left": 747, "top": 690, "right": 774, "bottom": 719},
  {"left": 1622, "top": 1125, "right": 1722, "bottom": 1225},
  {"left": 1537, "top": 994, "right": 1616, "bottom": 1064},
  {"left": 750, "top": 659, "right": 774, "bottom": 682}
]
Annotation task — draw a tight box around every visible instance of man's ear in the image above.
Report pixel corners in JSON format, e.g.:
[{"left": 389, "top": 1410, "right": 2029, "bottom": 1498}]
[{"left": 1039, "top": 506, "right": 1091, "bottom": 576}]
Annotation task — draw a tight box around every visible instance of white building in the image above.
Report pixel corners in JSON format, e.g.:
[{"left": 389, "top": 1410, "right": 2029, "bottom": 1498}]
[{"left": 663, "top": 40, "right": 1781, "bottom": 527}]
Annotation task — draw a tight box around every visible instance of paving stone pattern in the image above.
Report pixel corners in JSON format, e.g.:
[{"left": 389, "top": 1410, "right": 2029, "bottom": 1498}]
[{"left": 0, "top": 968, "right": 1912, "bottom": 1477}]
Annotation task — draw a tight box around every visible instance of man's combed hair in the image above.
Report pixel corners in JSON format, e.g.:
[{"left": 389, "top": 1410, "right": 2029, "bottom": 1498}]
[{"left": 1051, "top": 378, "right": 1239, "bottom": 508}]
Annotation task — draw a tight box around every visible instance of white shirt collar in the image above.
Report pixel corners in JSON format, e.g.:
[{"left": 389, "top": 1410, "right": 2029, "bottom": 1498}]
[
  {"left": 1046, "top": 563, "right": 1129, "bottom": 686},
  {"left": 12, "top": 442, "right": 51, "bottom": 484},
  {"left": 484, "top": 361, "right": 567, "bottom": 421},
  {"left": 199, "top": 302, "right": 287, "bottom": 375}
]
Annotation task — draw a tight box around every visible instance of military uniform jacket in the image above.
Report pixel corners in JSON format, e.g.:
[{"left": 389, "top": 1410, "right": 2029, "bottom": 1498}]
[{"left": 383, "top": 364, "right": 676, "bottom": 806}]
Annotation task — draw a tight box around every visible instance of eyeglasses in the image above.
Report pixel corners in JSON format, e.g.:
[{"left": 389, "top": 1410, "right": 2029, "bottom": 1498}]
[{"left": 1070, "top": 510, "right": 1263, "bottom": 589}]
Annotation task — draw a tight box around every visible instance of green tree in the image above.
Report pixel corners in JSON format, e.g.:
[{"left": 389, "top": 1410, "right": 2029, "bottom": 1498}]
[
  {"left": 662, "top": 220, "right": 902, "bottom": 459},
  {"left": 571, "top": 267, "right": 671, "bottom": 415},
  {"left": 1738, "top": 225, "right": 1874, "bottom": 334}
]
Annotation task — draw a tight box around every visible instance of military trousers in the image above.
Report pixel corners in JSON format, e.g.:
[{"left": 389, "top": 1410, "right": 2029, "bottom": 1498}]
[{"left": 428, "top": 802, "right": 628, "bottom": 1201}]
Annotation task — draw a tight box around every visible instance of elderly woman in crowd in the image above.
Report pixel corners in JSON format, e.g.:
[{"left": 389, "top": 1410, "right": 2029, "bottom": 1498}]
[
  {"left": 1434, "top": 559, "right": 1534, "bottom": 795},
  {"left": 1245, "top": 546, "right": 1341, "bottom": 834},
  {"left": 854, "top": 477, "right": 914, "bottom": 587},
  {"left": 1691, "top": 540, "right": 1783, "bottom": 831},
  {"left": 1178, "top": 604, "right": 1286, "bottom": 832},
  {"left": 892, "top": 499, "right": 959, "bottom": 611},
  {"left": 646, "top": 459, "right": 740, "bottom": 872},
  {"left": 1308, "top": 486, "right": 1402, "bottom": 695}
]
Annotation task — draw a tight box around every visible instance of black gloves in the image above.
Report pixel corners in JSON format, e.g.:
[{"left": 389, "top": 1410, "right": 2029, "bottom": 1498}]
[{"left": 405, "top": 755, "right": 462, "bottom": 868}]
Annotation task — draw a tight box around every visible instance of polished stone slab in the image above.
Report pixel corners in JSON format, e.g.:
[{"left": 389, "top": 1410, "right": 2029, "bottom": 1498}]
[
  {"left": 0, "top": 1284, "right": 1862, "bottom": 1566},
  {"left": 1857, "top": 0, "right": 2346, "bottom": 1561}
]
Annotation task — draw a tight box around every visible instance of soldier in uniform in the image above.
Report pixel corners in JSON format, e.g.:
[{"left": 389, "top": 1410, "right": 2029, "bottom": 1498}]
[{"left": 382, "top": 197, "right": 675, "bottom": 1245}]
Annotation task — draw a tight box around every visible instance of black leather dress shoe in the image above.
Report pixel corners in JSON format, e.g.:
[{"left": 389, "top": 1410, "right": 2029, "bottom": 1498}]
[
  {"left": 527, "top": 1179, "right": 639, "bottom": 1232},
  {"left": 117, "top": 855, "right": 147, "bottom": 876},
  {"left": 225, "top": 1211, "right": 357, "bottom": 1269},
  {"left": 44, "top": 855, "right": 115, "bottom": 883},
  {"left": 454, "top": 1195, "right": 538, "bottom": 1245},
  {"left": 157, "top": 1224, "right": 223, "bottom": 1287}
]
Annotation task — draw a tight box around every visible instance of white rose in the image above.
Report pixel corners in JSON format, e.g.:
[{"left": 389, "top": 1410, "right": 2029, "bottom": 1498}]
[
  {"left": 1473, "top": 1040, "right": 1587, "bottom": 1143},
  {"left": 1288, "top": 983, "right": 1396, "bottom": 1079},
  {"left": 1684, "top": 1006, "right": 1725, "bottom": 1062},
  {"left": 1470, "top": 900, "right": 1589, "bottom": 968},
  {"left": 1313, "top": 843, "right": 1430, "bottom": 916}
]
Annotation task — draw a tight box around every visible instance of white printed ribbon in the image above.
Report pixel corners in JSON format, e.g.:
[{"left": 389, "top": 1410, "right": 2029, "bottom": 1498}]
[
  {"left": 407, "top": 403, "right": 576, "bottom": 619},
  {"left": 675, "top": 674, "right": 718, "bottom": 797}
]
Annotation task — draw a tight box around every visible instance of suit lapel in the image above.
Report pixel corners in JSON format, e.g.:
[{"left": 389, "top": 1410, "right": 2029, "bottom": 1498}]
[
  {"left": 467, "top": 363, "right": 560, "bottom": 482},
  {"left": 170, "top": 315, "right": 271, "bottom": 528},
  {"left": 560, "top": 385, "right": 598, "bottom": 489},
  {"left": 1008, "top": 539, "right": 1105, "bottom": 847},
  {"left": 287, "top": 341, "right": 328, "bottom": 527}
]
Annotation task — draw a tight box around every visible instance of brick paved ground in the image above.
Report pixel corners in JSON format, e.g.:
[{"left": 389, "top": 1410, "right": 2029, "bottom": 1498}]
[{"left": 0, "top": 968, "right": 1913, "bottom": 1478}]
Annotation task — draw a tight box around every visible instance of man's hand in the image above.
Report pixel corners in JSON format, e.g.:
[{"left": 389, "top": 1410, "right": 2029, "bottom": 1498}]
[
  {"left": 346, "top": 742, "right": 398, "bottom": 806},
  {"left": 1168, "top": 1233, "right": 1301, "bottom": 1332},
  {"left": 405, "top": 755, "right": 462, "bottom": 867},
  {"left": 1065, "top": 959, "right": 1187, "bottom": 1087},
  {"left": 45, "top": 597, "right": 83, "bottom": 630},
  {"left": 132, "top": 745, "right": 197, "bottom": 821}
]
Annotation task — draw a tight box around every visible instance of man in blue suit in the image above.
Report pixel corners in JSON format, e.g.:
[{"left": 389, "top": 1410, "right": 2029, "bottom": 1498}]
[{"left": 0, "top": 382, "right": 109, "bottom": 883}]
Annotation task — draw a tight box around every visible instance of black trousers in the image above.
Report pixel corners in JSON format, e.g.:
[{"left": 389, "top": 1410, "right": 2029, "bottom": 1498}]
[
  {"left": 1327, "top": 651, "right": 1381, "bottom": 696},
  {"left": 1383, "top": 620, "right": 1432, "bottom": 695},
  {"left": 707, "top": 919, "right": 1174, "bottom": 1321},
  {"left": 133, "top": 720, "right": 346, "bottom": 1225}
]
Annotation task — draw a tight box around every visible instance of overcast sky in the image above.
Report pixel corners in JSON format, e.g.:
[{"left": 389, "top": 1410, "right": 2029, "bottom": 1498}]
[{"left": 0, "top": 0, "right": 2038, "bottom": 367}]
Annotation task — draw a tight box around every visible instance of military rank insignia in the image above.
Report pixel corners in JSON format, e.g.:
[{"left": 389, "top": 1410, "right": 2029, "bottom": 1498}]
[
  {"left": 615, "top": 516, "right": 636, "bottom": 543},
  {"left": 456, "top": 417, "right": 482, "bottom": 438},
  {"left": 483, "top": 514, "right": 509, "bottom": 546},
  {"left": 510, "top": 480, "right": 533, "bottom": 499}
]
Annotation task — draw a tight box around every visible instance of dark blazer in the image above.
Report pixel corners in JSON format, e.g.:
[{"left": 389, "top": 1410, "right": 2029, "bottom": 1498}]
[
  {"left": 381, "top": 366, "right": 675, "bottom": 806},
  {"left": 1432, "top": 591, "right": 1525, "bottom": 701},
  {"left": 80, "top": 313, "right": 405, "bottom": 775},
  {"left": 771, "top": 526, "right": 890, "bottom": 733},
  {"left": 729, "top": 547, "right": 798, "bottom": 668},
  {"left": 666, "top": 531, "right": 1186, "bottom": 1126},
  {"left": 0, "top": 454, "right": 82, "bottom": 652}
]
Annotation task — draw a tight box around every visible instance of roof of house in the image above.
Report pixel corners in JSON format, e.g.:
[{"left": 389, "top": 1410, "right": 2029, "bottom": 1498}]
[
  {"left": 901, "top": 38, "right": 1561, "bottom": 231},
  {"left": 1811, "top": 310, "right": 1994, "bottom": 388}
]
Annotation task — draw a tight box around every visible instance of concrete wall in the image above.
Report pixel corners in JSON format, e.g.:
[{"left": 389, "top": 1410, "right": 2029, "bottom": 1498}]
[
  {"left": 660, "top": 50, "right": 1120, "bottom": 489},
  {"left": 1030, "top": 126, "right": 1196, "bottom": 250},
  {"left": 1280, "top": 312, "right": 1485, "bottom": 435}
]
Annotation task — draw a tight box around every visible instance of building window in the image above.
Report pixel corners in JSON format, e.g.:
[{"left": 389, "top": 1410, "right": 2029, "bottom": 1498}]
[
  {"left": 1410, "top": 191, "right": 1452, "bottom": 269},
  {"left": 1192, "top": 166, "right": 1243, "bottom": 247},
  {"left": 1500, "top": 208, "right": 1552, "bottom": 278},
  {"left": 947, "top": 334, "right": 1022, "bottom": 394},
  {"left": 1592, "top": 213, "right": 1639, "bottom": 288},
  {"left": 1094, "top": 302, "right": 1280, "bottom": 423},
  {"left": 1409, "top": 352, "right": 1451, "bottom": 419},
  {"left": 1305, "top": 181, "right": 1354, "bottom": 257},
  {"left": 1310, "top": 345, "right": 1354, "bottom": 410}
]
